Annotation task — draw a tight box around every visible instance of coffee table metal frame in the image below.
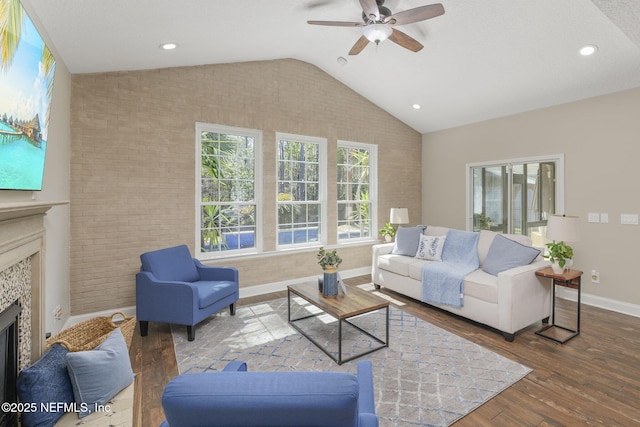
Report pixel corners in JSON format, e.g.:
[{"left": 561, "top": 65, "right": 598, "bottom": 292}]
[{"left": 287, "top": 283, "right": 389, "bottom": 365}]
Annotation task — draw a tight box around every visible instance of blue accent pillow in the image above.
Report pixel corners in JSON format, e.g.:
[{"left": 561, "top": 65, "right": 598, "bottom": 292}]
[
  {"left": 16, "top": 343, "right": 74, "bottom": 427},
  {"left": 66, "top": 328, "right": 134, "bottom": 418},
  {"left": 482, "top": 234, "right": 541, "bottom": 276},
  {"left": 391, "top": 226, "right": 425, "bottom": 256}
]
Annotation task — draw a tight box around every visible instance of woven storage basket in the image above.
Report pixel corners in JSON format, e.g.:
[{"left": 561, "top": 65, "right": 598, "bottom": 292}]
[{"left": 46, "top": 312, "right": 136, "bottom": 352}]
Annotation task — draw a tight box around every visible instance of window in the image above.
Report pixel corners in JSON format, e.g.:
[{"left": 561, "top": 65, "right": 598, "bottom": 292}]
[
  {"left": 337, "top": 141, "right": 377, "bottom": 241},
  {"left": 276, "top": 133, "right": 326, "bottom": 248},
  {"left": 467, "top": 155, "right": 564, "bottom": 247},
  {"left": 197, "top": 123, "right": 261, "bottom": 257}
]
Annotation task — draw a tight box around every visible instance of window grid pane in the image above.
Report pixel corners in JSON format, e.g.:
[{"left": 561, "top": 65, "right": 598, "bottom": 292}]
[
  {"left": 199, "top": 128, "right": 257, "bottom": 254},
  {"left": 277, "top": 138, "right": 321, "bottom": 246},
  {"left": 337, "top": 145, "right": 372, "bottom": 241}
]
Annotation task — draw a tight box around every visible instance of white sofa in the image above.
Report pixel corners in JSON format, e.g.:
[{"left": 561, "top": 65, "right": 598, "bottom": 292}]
[{"left": 372, "top": 226, "right": 551, "bottom": 341}]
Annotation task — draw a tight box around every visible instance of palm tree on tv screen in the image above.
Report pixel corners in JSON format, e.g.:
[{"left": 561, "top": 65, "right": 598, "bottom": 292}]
[{"left": 0, "top": 0, "right": 55, "bottom": 111}]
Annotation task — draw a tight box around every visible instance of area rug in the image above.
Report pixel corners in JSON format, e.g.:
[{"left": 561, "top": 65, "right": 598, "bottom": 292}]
[{"left": 172, "top": 287, "right": 531, "bottom": 426}]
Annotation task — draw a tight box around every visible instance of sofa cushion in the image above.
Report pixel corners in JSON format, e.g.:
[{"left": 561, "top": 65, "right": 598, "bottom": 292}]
[
  {"left": 424, "top": 225, "right": 449, "bottom": 237},
  {"left": 197, "top": 281, "right": 237, "bottom": 309},
  {"left": 464, "top": 269, "right": 499, "bottom": 303},
  {"left": 378, "top": 254, "right": 415, "bottom": 277},
  {"left": 477, "top": 230, "right": 497, "bottom": 265},
  {"left": 140, "top": 244, "right": 200, "bottom": 282},
  {"left": 409, "top": 259, "right": 431, "bottom": 281},
  {"left": 66, "top": 329, "right": 135, "bottom": 418},
  {"left": 391, "top": 226, "right": 426, "bottom": 256},
  {"left": 16, "top": 343, "right": 74, "bottom": 427},
  {"left": 482, "top": 234, "right": 541, "bottom": 276},
  {"left": 415, "top": 235, "right": 447, "bottom": 261}
]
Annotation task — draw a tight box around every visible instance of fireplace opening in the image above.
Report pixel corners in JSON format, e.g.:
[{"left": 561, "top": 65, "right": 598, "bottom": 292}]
[{"left": 0, "top": 301, "right": 21, "bottom": 427}]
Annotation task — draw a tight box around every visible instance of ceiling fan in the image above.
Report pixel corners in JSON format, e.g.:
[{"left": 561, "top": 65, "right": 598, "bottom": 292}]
[{"left": 307, "top": 0, "right": 445, "bottom": 55}]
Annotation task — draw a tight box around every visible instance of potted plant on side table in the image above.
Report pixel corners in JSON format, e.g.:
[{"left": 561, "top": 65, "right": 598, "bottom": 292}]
[
  {"left": 317, "top": 247, "right": 342, "bottom": 297},
  {"left": 378, "top": 223, "right": 395, "bottom": 242},
  {"left": 545, "top": 241, "right": 574, "bottom": 274}
]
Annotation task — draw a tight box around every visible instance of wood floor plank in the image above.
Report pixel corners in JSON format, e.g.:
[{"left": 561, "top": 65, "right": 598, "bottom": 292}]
[{"left": 131, "top": 275, "right": 640, "bottom": 427}]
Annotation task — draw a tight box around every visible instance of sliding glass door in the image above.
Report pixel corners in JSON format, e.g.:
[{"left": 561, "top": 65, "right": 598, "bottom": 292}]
[{"left": 469, "top": 155, "right": 563, "bottom": 247}]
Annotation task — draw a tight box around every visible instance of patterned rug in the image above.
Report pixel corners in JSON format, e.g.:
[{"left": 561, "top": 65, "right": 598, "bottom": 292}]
[{"left": 172, "top": 286, "right": 531, "bottom": 426}]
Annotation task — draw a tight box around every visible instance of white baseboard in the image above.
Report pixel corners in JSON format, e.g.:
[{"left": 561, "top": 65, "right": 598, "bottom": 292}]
[
  {"left": 64, "top": 267, "right": 372, "bottom": 326},
  {"left": 239, "top": 266, "right": 371, "bottom": 298},
  {"left": 556, "top": 287, "right": 640, "bottom": 318}
]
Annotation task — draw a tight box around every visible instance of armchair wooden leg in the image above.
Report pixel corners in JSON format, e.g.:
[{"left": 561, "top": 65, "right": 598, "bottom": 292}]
[
  {"left": 230, "top": 303, "right": 236, "bottom": 316},
  {"left": 139, "top": 320, "right": 149, "bottom": 337},
  {"left": 187, "top": 325, "right": 195, "bottom": 341}
]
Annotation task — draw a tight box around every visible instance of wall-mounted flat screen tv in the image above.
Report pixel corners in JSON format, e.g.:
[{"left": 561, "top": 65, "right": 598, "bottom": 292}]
[{"left": 0, "top": 0, "right": 56, "bottom": 191}]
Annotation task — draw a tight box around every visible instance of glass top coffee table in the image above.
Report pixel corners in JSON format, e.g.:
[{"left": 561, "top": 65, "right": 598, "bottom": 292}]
[{"left": 287, "top": 282, "right": 389, "bottom": 365}]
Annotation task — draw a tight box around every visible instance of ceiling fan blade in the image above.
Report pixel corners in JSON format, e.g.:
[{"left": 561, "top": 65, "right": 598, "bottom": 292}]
[
  {"left": 359, "top": 0, "right": 380, "bottom": 21},
  {"left": 348, "top": 36, "right": 370, "bottom": 55},
  {"left": 385, "top": 3, "right": 445, "bottom": 26},
  {"left": 305, "top": 0, "right": 336, "bottom": 9},
  {"left": 389, "top": 29, "right": 424, "bottom": 52},
  {"left": 307, "top": 20, "right": 364, "bottom": 27}
]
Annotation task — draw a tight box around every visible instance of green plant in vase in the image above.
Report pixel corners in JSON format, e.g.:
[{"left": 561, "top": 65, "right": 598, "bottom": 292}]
[
  {"left": 378, "top": 222, "right": 395, "bottom": 242},
  {"left": 544, "top": 241, "right": 574, "bottom": 274},
  {"left": 317, "top": 247, "right": 342, "bottom": 272},
  {"left": 317, "top": 247, "right": 342, "bottom": 297}
]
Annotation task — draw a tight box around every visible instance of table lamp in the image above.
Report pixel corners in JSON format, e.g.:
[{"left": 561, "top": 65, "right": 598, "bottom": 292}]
[
  {"left": 390, "top": 208, "right": 409, "bottom": 225},
  {"left": 545, "top": 214, "right": 580, "bottom": 273}
]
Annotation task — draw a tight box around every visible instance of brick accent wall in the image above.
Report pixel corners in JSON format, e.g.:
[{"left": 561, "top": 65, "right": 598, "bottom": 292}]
[{"left": 70, "top": 59, "right": 421, "bottom": 315}]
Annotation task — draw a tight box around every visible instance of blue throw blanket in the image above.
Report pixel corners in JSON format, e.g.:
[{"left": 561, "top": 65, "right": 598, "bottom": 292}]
[{"left": 421, "top": 229, "right": 480, "bottom": 308}]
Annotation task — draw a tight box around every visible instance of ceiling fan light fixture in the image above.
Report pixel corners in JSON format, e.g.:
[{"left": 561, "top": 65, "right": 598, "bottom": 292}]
[{"left": 362, "top": 24, "right": 392, "bottom": 44}]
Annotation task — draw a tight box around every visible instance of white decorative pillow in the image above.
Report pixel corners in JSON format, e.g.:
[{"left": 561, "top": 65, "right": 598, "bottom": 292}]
[{"left": 415, "top": 235, "right": 446, "bottom": 261}]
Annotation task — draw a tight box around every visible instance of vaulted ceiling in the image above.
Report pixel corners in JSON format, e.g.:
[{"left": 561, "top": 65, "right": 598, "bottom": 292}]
[{"left": 24, "top": 0, "right": 640, "bottom": 133}]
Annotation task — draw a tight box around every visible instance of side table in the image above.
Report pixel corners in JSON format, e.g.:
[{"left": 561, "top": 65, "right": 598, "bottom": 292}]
[{"left": 535, "top": 267, "right": 583, "bottom": 343}]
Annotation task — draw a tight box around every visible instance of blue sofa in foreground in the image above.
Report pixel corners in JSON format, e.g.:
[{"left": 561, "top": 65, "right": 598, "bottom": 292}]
[
  {"left": 136, "top": 244, "right": 239, "bottom": 341},
  {"left": 160, "top": 360, "right": 379, "bottom": 427}
]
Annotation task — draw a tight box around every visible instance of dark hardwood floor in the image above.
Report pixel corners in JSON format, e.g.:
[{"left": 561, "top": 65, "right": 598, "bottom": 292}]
[{"left": 130, "top": 275, "right": 640, "bottom": 426}]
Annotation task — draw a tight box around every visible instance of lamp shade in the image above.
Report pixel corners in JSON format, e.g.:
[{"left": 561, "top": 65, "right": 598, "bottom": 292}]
[
  {"left": 390, "top": 208, "right": 409, "bottom": 225},
  {"left": 546, "top": 214, "right": 580, "bottom": 242},
  {"left": 362, "top": 24, "right": 393, "bottom": 44}
]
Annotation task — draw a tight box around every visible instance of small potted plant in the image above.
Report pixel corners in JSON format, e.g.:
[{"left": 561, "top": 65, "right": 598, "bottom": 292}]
[
  {"left": 317, "top": 247, "right": 342, "bottom": 297},
  {"left": 317, "top": 247, "right": 342, "bottom": 272},
  {"left": 544, "top": 241, "right": 574, "bottom": 274},
  {"left": 379, "top": 222, "right": 395, "bottom": 242}
]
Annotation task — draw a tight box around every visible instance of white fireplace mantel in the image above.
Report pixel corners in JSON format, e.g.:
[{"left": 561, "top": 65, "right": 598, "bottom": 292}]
[{"left": 0, "top": 200, "right": 68, "bottom": 365}]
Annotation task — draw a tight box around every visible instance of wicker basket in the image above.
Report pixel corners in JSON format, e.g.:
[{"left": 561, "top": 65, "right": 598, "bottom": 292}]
[{"left": 46, "top": 312, "right": 136, "bottom": 352}]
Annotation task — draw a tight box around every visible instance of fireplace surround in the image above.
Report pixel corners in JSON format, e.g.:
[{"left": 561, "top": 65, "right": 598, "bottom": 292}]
[{"left": 0, "top": 201, "right": 66, "bottom": 371}]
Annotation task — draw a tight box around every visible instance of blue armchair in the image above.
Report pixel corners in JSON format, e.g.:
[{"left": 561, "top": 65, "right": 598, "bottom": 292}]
[
  {"left": 136, "top": 245, "right": 239, "bottom": 341},
  {"left": 160, "top": 360, "right": 378, "bottom": 427}
]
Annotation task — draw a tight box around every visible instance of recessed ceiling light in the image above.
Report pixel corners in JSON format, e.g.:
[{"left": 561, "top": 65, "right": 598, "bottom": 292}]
[
  {"left": 579, "top": 45, "right": 597, "bottom": 56},
  {"left": 160, "top": 43, "right": 177, "bottom": 50},
  {"left": 337, "top": 56, "right": 348, "bottom": 65},
  {"left": 412, "top": 104, "right": 421, "bottom": 110}
]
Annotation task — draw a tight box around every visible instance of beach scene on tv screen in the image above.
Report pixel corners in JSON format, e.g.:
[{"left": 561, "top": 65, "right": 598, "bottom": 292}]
[{"left": 0, "top": 0, "right": 55, "bottom": 191}]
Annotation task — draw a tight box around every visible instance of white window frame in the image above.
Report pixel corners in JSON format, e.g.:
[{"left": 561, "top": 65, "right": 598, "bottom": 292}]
[
  {"left": 195, "top": 122, "right": 263, "bottom": 259},
  {"left": 337, "top": 140, "right": 378, "bottom": 243},
  {"left": 275, "top": 132, "right": 327, "bottom": 250},
  {"left": 465, "top": 153, "right": 565, "bottom": 234}
]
